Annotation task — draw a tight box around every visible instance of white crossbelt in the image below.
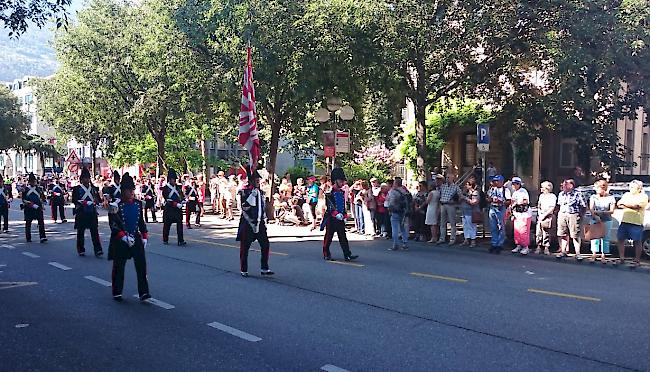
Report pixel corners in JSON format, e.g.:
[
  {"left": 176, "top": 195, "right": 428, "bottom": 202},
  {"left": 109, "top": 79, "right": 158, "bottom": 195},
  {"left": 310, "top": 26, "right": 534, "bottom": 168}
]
[
  {"left": 51, "top": 185, "right": 62, "bottom": 195},
  {"left": 187, "top": 186, "right": 197, "bottom": 197},
  {"left": 0, "top": 187, "right": 5, "bottom": 199},
  {"left": 26, "top": 186, "right": 39, "bottom": 199},
  {"left": 166, "top": 183, "right": 180, "bottom": 200},
  {"left": 144, "top": 185, "right": 153, "bottom": 195},
  {"left": 80, "top": 184, "right": 94, "bottom": 202},
  {"left": 111, "top": 183, "right": 121, "bottom": 198}
]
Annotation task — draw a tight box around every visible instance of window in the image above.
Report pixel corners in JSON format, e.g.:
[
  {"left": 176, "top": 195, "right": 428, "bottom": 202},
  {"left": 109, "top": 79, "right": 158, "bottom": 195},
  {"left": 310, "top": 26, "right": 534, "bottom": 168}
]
[
  {"left": 24, "top": 94, "right": 33, "bottom": 104},
  {"left": 26, "top": 154, "right": 34, "bottom": 171},
  {"left": 625, "top": 129, "right": 634, "bottom": 169},
  {"left": 642, "top": 133, "right": 649, "bottom": 172},
  {"left": 463, "top": 134, "right": 477, "bottom": 167},
  {"left": 0, "top": 156, "right": 4, "bottom": 168},
  {"left": 15, "top": 154, "right": 22, "bottom": 168},
  {"left": 209, "top": 141, "right": 215, "bottom": 150},
  {"left": 559, "top": 139, "right": 577, "bottom": 168}
]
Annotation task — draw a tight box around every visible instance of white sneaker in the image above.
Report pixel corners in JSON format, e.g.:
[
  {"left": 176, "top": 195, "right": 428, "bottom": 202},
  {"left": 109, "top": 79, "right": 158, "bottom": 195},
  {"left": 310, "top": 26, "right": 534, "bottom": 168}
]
[
  {"left": 520, "top": 247, "right": 530, "bottom": 255},
  {"left": 511, "top": 246, "right": 521, "bottom": 253},
  {"left": 544, "top": 248, "right": 551, "bottom": 255},
  {"left": 534, "top": 248, "right": 541, "bottom": 255}
]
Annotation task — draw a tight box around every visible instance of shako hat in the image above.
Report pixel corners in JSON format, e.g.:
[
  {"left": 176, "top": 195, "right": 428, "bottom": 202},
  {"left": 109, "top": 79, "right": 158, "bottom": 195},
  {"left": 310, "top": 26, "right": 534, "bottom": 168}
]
[
  {"left": 80, "top": 167, "right": 91, "bottom": 180},
  {"left": 331, "top": 167, "right": 346, "bottom": 182},
  {"left": 120, "top": 172, "right": 136, "bottom": 190}
]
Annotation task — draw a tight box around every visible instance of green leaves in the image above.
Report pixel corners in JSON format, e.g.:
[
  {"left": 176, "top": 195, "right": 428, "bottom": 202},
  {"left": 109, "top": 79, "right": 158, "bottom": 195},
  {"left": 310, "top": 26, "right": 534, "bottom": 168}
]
[{"left": 0, "top": 85, "right": 29, "bottom": 151}]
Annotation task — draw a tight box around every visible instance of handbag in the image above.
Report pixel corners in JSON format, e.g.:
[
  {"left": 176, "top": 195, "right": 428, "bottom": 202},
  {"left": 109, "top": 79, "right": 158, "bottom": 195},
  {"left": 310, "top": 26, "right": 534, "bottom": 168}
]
[
  {"left": 539, "top": 216, "right": 552, "bottom": 229},
  {"left": 471, "top": 210, "right": 483, "bottom": 223},
  {"left": 584, "top": 221, "right": 606, "bottom": 241}
]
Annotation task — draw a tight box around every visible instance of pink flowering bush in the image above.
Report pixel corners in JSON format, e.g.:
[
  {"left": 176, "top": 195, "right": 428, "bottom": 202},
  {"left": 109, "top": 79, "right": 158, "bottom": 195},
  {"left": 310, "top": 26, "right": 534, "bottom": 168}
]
[{"left": 354, "top": 144, "right": 394, "bottom": 165}]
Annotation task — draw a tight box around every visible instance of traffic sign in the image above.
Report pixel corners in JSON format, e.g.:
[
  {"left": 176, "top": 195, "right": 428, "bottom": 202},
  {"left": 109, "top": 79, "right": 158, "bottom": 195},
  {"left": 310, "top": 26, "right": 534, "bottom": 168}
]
[
  {"left": 323, "top": 131, "right": 335, "bottom": 158},
  {"left": 335, "top": 131, "right": 350, "bottom": 153},
  {"left": 66, "top": 149, "right": 80, "bottom": 164},
  {"left": 477, "top": 123, "right": 490, "bottom": 152},
  {"left": 68, "top": 163, "right": 79, "bottom": 173}
]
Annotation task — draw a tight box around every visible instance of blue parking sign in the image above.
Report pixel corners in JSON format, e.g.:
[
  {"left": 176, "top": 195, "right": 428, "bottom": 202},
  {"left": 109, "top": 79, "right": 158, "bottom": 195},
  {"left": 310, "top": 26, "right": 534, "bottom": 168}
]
[{"left": 477, "top": 124, "right": 489, "bottom": 152}]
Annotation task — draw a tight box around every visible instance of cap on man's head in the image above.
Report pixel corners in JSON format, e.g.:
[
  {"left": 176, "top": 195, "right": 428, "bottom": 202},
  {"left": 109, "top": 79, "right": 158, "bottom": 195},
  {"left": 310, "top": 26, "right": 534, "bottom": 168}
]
[
  {"left": 511, "top": 177, "right": 522, "bottom": 184},
  {"left": 492, "top": 175, "right": 505, "bottom": 182}
]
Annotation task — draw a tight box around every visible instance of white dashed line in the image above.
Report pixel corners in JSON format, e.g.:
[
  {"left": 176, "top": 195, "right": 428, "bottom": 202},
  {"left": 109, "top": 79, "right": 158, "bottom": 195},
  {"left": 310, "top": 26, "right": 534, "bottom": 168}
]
[
  {"left": 84, "top": 276, "right": 111, "bottom": 287},
  {"left": 22, "top": 252, "right": 40, "bottom": 258},
  {"left": 321, "top": 364, "right": 350, "bottom": 372},
  {"left": 2, "top": 244, "right": 15, "bottom": 250},
  {"left": 132, "top": 295, "right": 175, "bottom": 310},
  {"left": 207, "top": 321, "right": 262, "bottom": 342},
  {"left": 48, "top": 262, "right": 72, "bottom": 271}
]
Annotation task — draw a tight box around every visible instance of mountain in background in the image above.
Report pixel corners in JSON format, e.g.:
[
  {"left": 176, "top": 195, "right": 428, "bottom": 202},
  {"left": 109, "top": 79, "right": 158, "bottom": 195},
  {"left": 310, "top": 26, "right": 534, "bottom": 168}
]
[{"left": 1, "top": 0, "right": 84, "bottom": 83}]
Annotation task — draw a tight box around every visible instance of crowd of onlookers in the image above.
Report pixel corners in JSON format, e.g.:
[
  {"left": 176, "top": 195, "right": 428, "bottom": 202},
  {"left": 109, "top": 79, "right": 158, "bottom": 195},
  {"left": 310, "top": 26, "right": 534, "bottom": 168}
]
[{"left": 3, "top": 167, "right": 648, "bottom": 265}]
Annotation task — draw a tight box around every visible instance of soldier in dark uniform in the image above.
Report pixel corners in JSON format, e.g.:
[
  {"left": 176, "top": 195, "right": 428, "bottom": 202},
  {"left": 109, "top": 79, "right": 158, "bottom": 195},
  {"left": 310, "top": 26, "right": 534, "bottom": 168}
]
[
  {"left": 48, "top": 177, "right": 67, "bottom": 223},
  {"left": 141, "top": 177, "right": 157, "bottom": 223},
  {"left": 162, "top": 168, "right": 186, "bottom": 246},
  {"left": 184, "top": 177, "right": 200, "bottom": 229},
  {"left": 236, "top": 167, "right": 274, "bottom": 277},
  {"left": 21, "top": 173, "right": 47, "bottom": 243},
  {"left": 321, "top": 168, "right": 358, "bottom": 261},
  {"left": 72, "top": 167, "right": 103, "bottom": 257},
  {"left": 0, "top": 177, "right": 12, "bottom": 233},
  {"left": 102, "top": 171, "right": 122, "bottom": 227},
  {"left": 108, "top": 172, "right": 151, "bottom": 302}
]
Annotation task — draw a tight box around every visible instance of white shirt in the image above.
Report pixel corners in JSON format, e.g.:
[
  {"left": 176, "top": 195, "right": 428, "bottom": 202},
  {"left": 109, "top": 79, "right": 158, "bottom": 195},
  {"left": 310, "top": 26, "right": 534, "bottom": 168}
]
[
  {"left": 537, "top": 193, "right": 557, "bottom": 218},
  {"left": 511, "top": 188, "right": 531, "bottom": 216}
]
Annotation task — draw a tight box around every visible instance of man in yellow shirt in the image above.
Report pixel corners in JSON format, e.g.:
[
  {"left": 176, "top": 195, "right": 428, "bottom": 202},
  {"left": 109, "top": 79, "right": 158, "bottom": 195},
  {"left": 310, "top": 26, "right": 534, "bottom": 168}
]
[{"left": 616, "top": 180, "right": 648, "bottom": 267}]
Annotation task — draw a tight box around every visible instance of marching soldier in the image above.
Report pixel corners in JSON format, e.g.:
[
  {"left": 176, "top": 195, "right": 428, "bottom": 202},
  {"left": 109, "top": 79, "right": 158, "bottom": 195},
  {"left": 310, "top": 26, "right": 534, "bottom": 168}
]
[
  {"left": 108, "top": 172, "right": 151, "bottom": 302},
  {"left": 141, "top": 177, "right": 157, "bottom": 223},
  {"left": 321, "top": 168, "right": 358, "bottom": 261},
  {"left": 48, "top": 177, "right": 67, "bottom": 223},
  {"left": 162, "top": 168, "right": 186, "bottom": 246},
  {"left": 102, "top": 170, "right": 122, "bottom": 217},
  {"left": 72, "top": 167, "right": 103, "bottom": 257},
  {"left": 21, "top": 173, "right": 47, "bottom": 243},
  {"left": 0, "top": 177, "right": 12, "bottom": 233},
  {"left": 184, "top": 177, "right": 200, "bottom": 229},
  {"left": 236, "top": 167, "right": 274, "bottom": 277}
]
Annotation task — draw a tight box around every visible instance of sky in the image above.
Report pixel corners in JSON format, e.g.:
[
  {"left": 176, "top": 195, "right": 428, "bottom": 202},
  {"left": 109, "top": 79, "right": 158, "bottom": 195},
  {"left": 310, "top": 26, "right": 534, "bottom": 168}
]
[{"left": 0, "top": 0, "right": 85, "bottom": 82}]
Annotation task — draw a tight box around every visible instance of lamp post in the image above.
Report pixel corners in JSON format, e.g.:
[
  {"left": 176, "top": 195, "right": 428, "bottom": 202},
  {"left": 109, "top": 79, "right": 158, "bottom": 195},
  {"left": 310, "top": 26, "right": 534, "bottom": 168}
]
[{"left": 316, "top": 97, "right": 355, "bottom": 174}]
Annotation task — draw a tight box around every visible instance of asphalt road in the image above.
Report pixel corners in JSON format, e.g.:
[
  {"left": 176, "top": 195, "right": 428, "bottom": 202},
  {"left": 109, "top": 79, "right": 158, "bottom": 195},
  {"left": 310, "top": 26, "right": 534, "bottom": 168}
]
[{"left": 1, "top": 206, "right": 649, "bottom": 372}]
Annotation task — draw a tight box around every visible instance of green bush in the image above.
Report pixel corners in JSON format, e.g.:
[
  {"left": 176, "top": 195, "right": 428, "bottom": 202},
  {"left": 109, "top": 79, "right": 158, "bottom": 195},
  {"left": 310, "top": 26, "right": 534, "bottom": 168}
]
[
  {"left": 283, "top": 166, "right": 312, "bottom": 184},
  {"left": 343, "top": 160, "right": 391, "bottom": 183}
]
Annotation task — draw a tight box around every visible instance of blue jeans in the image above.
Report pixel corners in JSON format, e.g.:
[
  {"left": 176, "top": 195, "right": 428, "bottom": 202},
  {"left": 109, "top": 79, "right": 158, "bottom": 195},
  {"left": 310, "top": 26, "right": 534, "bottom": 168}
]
[
  {"left": 391, "top": 213, "right": 408, "bottom": 246},
  {"left": 354, "top": 204, "right": 364, "bottom": 233},
  {"left": 488, "top": 207, "right": 506, "bottom": 247}
]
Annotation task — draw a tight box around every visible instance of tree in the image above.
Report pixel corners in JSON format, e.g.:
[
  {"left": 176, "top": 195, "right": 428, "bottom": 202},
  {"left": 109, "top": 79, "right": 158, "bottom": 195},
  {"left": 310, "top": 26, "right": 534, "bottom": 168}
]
[
  {"left": 1, "top": 0, "right": 71, "bottom": 36},
  {"left": 375, "top": 0, "right": 544, "bottom": 178},
  {"left": 0, "top": 85, "right": 28, "bottom": 151}
]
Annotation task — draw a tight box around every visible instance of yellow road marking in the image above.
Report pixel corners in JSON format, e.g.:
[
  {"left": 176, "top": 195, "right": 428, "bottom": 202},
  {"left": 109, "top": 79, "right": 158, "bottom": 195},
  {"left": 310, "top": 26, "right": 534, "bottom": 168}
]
[
  {"left": 327, "top": 260, "right": 364, "bottom": 268},
  {"left": 410, "top": 272, "right": 468, "bottom": 283},
  {"left": 149, "top": 233, "right": 288, "bottom": 256},
  {"left": 527, "top": 289, "right": 601, "bottom": 302}
]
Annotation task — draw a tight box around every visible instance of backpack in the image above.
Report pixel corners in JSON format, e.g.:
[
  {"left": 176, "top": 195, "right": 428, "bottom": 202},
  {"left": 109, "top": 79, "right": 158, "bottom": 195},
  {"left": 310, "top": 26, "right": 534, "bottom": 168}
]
[
  {"left": 390, "top": 189, "right": 412, "bottom": 216},
  {"left": 478, "top": 189, "right": 488, "bottom": 209}
]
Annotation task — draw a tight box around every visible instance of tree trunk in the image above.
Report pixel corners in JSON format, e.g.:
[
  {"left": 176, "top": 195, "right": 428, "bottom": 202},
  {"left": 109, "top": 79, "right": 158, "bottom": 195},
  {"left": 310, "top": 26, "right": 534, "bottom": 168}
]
[
  {"left": 90, "top": 140, "right": 98, "bottom": 176},
  {"left": 415, "top": 99, "right": 427, "bottom": 179},
  {"left": 155, "top": 132, "right": 166, "bottom": 177},
  {"left": 267, "top": 120, "right": 281, "bottom": 197},
  {"left": 200, "top": 133, "right": 207, "bottom": 179}
]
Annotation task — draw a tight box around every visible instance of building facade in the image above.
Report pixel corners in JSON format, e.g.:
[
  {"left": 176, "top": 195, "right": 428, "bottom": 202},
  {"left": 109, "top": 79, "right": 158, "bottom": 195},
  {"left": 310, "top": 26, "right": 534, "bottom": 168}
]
[{"left": 1, "top": 76, "right": 57, "bottom": 177}]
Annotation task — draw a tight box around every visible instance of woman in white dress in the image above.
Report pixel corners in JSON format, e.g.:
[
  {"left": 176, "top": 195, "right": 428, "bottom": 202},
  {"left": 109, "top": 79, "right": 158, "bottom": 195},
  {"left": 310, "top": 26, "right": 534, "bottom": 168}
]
[
  {"left": 361, "top": 181, "right": 376, "bottom": 236},
  {"left": 425, "top": 180, "right": 441, "bottom": 243}
]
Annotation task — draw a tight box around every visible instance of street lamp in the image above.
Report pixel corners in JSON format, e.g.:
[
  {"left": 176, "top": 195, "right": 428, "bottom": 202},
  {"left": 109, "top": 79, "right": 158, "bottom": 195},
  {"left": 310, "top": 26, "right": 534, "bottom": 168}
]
[{"left": 316, "top": 97, "right": 355, "bottom": 174}]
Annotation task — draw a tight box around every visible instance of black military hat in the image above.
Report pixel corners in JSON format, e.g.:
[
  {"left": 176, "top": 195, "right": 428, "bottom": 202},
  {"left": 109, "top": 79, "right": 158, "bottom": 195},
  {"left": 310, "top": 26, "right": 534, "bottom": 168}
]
[
  {"left": 80, "top": 167, "right": 91, "bottom": 180},
  {"left": 331, "top": 167, "right": 346, "bottom": 182},
  {"left": 28, "top": 173, "right": 37, "bottom": 183},
  {"left": 112, "top": 170, "right": 121, "bottom": 181},
  {"left": 168, "top": 168, "right": 177, "bottom": 181},
  {"left": 120, "top": 172, "right": 136, "bottom": 190}
]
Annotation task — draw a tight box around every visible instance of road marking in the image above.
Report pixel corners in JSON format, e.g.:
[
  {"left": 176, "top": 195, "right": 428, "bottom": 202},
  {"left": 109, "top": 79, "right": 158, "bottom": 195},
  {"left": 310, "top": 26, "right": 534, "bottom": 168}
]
[
  {"left": 84, "top": 276, "right": 111, "bottom": 287},
  {"left": 2, "top": 244, "right": 15, "bottom": 250},
  {"left": 326, "top": 260, "right": 364, "bottom": 268},
  {"left": 22, "top": 252, "right": 40, "bottom": 258},
  {"left": 132, "top": 295, "right": 176, "bottom": 310},
  {"left": 410, "top": 272, "right": 468, "bottom": 283},
  {"left": 149, "top": 232, "right": 289, "bottom": 256},
  {"left": 321, "top": 365, "right": 350, "bottom": 372},
  {"left": 0, "top": 281, "right": 38, "bottom": 290},
  {"left": 207, "top": 321, "right": 262, "bottom": 342},
  {"left": 0, "top": 264, "right": 7, "bottom": 267},
  {"left": 48, "top": 262, "right": 72, "bottom": 271},
  {"left": 527, "top": 289, "right": 601, "bottom": 302}
]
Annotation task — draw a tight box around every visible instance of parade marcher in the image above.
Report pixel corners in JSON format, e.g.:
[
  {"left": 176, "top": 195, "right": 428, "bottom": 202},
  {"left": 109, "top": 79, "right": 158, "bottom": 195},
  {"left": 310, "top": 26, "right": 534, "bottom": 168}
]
[
  {"left": 184, "top": 177, "right": 201, "bottom": 228},
  {"left": 108, "top": 172, "right": 151, "bottom": 302},
  {"left": 21, "top": 173, "right": 47, "bottom": 243},
  {"left": 321, "top": 168, "right": 359, "bottom": 261},
  {"left": 140, "top": 178, "right": 157, "bottom": 223},
  {"left": 162, "top": 168, "right": 186, "bottom": 246},
  {"left": 102, "top": 170, "right": 122, "bottom": 230},
  {"left": 48, "top": 177, "right": 67, "bottom": 223},
  {"left": 236, "top": 167, "right": 274, "bottom": 277},
  {"left": 72, "top": 167, "right": 103, "bottom": 257},
  {"left": 0, "top": 177, "right": 12, "bottom": 233}
]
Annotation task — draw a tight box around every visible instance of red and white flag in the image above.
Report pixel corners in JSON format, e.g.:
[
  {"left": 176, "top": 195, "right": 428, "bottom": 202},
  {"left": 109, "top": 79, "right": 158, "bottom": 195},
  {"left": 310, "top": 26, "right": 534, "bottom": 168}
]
[{"left": 238, "top": 46, "right": 261, "bottom": 168}]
